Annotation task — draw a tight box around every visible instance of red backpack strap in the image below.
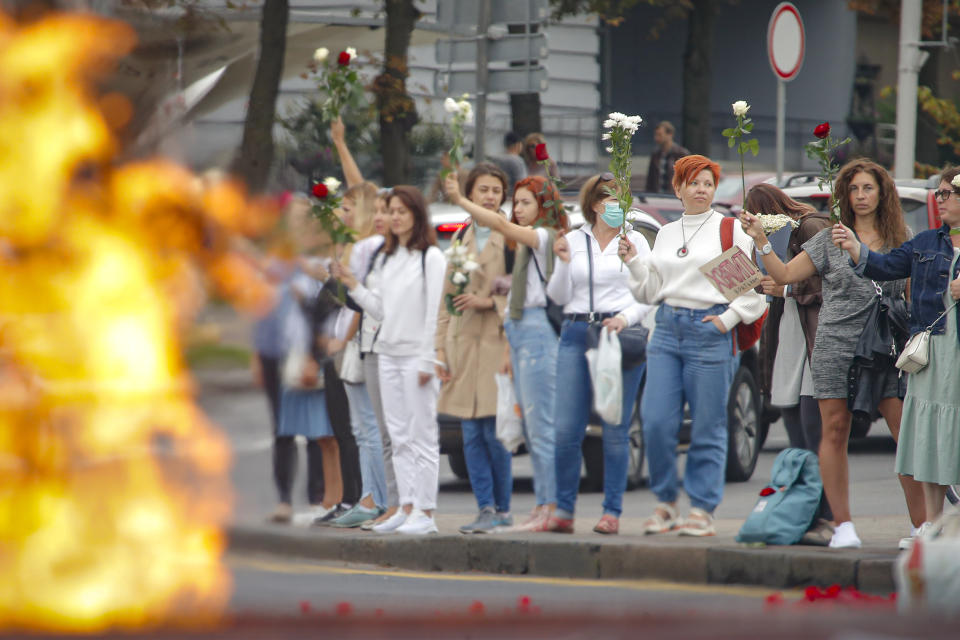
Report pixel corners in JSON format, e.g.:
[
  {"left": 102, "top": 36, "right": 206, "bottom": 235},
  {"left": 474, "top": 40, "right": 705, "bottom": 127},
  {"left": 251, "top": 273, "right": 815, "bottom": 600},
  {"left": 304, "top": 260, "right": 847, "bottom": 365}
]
[
  {"left": 720, "top": 216, "right": 734, "bottom": 252},
  {"left": 719, "top": 216, "right": 737, "bottom": 354}
]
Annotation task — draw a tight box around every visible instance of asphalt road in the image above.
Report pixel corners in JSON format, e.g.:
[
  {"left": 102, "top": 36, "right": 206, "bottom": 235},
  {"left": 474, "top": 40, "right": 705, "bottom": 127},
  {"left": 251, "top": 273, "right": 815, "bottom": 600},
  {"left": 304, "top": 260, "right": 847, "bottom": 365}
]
[{"left": 200, "top": 383, "right": 913, "bottom": 534}]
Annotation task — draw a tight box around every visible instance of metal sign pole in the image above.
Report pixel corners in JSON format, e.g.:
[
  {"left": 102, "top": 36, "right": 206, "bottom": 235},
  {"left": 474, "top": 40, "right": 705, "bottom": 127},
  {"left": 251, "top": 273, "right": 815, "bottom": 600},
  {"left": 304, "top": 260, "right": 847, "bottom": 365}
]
[
  {"left": 474, "top": 0, "right": 491, "bottom": 162},
  {"left": 776, "top": 79, "right": 785, "bottom": 184}
]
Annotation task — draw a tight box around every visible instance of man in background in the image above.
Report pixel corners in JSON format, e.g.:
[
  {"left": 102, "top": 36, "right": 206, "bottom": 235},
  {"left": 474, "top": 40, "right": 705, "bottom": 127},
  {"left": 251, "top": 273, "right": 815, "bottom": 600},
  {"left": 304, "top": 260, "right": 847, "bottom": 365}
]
[
  {"left": 644, "top": 121, "right": 689, "bottom": 193},
  {"left": 492, "top": 131, "right": 527, "bottom": 196}
]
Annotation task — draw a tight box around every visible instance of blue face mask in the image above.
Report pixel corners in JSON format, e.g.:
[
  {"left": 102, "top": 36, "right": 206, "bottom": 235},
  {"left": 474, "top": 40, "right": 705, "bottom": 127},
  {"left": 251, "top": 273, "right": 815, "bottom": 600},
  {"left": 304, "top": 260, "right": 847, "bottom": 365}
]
[{"left": 599, "top": 202, "right": 623, "bottom": 228}]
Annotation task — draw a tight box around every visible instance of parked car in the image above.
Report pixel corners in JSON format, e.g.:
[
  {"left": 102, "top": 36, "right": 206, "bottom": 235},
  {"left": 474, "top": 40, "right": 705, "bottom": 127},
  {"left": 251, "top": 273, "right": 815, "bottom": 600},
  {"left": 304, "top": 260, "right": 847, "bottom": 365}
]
[{"left": 433, "top": 202, "right": 771, "bottom": 489}]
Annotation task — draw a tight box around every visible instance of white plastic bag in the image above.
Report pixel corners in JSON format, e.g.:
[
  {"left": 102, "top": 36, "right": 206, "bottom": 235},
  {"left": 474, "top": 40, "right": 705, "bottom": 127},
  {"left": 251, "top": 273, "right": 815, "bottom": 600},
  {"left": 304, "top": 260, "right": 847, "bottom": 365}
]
[
  {"left": 895, "top": 510, "right": 960, "bottom": 617},
  {"left": 585, "top": 326, "right": 623, "bottom": 425},
  {"left": 494, "top": 373, "right": 524, "bottom": 453}
]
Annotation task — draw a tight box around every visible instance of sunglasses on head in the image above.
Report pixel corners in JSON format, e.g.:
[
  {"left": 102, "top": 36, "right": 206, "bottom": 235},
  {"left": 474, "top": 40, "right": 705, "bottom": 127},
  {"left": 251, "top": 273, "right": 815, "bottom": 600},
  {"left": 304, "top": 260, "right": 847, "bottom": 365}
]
[{"left": 934, "top": 189, "right": 957, "bottom": 201}]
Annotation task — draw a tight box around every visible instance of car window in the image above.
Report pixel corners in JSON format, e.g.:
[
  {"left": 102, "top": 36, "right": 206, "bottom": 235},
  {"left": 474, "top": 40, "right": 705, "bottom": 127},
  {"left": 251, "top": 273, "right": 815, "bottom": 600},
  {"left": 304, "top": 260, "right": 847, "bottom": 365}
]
[{"left": 901, "top": 199, "right": 928, "bottom": 237}]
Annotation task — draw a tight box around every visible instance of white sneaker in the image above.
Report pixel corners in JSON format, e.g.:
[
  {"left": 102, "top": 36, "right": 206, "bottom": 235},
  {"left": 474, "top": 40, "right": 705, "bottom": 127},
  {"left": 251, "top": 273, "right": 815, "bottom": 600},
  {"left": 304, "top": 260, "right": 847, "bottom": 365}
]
[
  {"left": 829, "top": 521, "right": 862, "bottom": 549},
  {"left": 292, "top": 505, "right": 332, "bottom": 527},
  {"left": 395, "top": 509, "right": 439, "bottom": 535},
  {"left": 371, "top": 508, "right": 409, "bottom": 533},
  {"left": 899, "top": 521, "right": 933, "bottom": 550}
]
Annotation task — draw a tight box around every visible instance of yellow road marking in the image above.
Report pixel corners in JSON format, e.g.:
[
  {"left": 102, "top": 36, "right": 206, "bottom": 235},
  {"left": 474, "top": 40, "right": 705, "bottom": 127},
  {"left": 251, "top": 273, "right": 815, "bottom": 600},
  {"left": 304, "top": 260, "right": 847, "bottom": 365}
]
[{"left": 229, "top": 555, "right": 799, "bottom": 601}]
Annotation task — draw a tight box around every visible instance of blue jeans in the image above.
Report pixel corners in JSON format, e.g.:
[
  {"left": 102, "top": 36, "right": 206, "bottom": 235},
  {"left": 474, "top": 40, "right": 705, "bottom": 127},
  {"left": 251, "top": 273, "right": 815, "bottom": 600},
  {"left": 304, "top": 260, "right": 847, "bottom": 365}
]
[
  {"left": 504, "top": 308, "right": 558, "bottom": 506},
  {"left": 554, "top": 320, "right": 645, "bottom": 518},
  {"left": 343, "top": 381, "right": 388, "bottom": 509},
  {"left": 461, "top": 417, "right": 512, "bottom": 512},
  {"left": 641, "top": 304, "right": 737, "bottom": 513}
]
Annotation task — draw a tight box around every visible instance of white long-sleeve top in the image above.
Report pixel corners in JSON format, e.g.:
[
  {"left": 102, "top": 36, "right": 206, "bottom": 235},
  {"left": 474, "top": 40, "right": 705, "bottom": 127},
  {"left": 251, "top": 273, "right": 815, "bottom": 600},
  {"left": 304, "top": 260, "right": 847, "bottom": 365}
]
[
  {"left": 546, "top": 224, "right": 653, "bottom": 327},
  {"left": 333, "top": 234, "right": 386, "bottom": 341},
  {"left": 349, "top": 244, "right": 447, "bottom": 373},
  {"left": 625, "top": 209, "right": 767, "bottom": 331}
]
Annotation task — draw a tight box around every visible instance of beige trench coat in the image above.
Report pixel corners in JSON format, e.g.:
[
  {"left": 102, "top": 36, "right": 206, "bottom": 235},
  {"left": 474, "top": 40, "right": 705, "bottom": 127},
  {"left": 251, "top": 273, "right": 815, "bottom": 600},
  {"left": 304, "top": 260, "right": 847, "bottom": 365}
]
[{"left": 435, "top": 223, "right": 509, "bottom": 419}]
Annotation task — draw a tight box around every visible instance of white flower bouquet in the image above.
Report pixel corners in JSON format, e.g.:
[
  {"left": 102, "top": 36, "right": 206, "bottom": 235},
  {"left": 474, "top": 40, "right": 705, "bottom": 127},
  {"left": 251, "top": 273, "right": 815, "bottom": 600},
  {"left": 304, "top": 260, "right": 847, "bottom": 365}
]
[
  {"left": 442, "top": 94, "right": 473, "bottom": 179},
  {"left": 442, "top": 239, "right": 479, "bottom": 316},
  {"left": 754, "top": 213, "right": 799, "bottom": 235}
]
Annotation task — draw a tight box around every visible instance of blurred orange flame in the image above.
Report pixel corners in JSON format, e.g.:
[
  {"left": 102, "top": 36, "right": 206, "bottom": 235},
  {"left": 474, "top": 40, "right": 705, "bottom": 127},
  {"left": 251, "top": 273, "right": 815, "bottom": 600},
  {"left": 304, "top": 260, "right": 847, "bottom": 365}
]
[{"left": 0, "top": 11, "right": 278, "bottom": 632}]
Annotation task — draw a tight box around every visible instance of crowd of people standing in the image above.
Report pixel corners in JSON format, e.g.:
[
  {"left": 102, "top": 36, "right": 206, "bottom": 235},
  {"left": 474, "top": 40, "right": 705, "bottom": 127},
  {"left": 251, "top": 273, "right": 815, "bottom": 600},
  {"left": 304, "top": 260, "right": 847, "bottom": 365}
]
[{"left": 251, "top": 117, "right": 960, "bottom": 547}]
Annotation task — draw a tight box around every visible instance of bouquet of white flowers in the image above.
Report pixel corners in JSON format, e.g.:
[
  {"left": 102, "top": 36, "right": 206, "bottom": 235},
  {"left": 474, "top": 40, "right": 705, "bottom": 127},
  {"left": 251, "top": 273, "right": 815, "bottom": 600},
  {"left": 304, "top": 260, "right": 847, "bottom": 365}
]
[
  {"left": 442, "top": 95, "right": 473, "bottom": 180},
  {"left": 754, "top": 213, "right": 799, "bottom": 235},
  {"left": 443, "top": 239, "right": 479, "bottom": 316}
]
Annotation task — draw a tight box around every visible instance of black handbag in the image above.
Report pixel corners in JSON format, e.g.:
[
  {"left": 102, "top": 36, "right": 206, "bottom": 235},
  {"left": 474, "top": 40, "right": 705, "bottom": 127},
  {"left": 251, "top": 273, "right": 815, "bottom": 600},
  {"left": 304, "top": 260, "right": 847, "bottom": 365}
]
[
  {"left": 847, "top": 281, "right": 908, "bottom": 421},
  {"left": 581, "top": 231, "right": 647, "bottom": 369},
  {"left": 529, "top": 250, "right": 564, "bottom": 337}
]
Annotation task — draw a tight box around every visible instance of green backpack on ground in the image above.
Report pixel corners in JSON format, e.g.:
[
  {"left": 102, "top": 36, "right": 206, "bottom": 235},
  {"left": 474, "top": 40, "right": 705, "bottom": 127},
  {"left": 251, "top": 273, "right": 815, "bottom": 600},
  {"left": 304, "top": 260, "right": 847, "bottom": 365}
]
[{"left": 736, "top": 448, "right": 823, "bottom": 546}]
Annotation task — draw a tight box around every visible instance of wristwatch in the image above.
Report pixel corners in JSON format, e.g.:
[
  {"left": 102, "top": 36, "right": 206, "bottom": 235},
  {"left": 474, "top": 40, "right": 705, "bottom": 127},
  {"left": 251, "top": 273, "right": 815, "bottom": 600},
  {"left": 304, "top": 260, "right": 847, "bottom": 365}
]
[{"left": 759, "top": 243, "right": 774, "bottom": 256}]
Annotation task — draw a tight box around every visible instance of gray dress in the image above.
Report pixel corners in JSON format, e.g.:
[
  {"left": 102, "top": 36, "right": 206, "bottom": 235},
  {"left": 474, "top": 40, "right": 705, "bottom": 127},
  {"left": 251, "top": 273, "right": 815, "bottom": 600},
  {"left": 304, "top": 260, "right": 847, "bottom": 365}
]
[
  {"left": 802, "top": 229, "right": 907, "bottom": 400},
  {"left": 895, "top": 248, "right": 960, "bottom": 484}
]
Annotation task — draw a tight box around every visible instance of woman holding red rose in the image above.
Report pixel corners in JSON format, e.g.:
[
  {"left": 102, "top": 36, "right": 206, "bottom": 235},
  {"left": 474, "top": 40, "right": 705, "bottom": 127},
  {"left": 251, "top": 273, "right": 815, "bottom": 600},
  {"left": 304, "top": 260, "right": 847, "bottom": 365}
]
[{"left": 521, "top": 132, "right": 559, "bottom": 179}]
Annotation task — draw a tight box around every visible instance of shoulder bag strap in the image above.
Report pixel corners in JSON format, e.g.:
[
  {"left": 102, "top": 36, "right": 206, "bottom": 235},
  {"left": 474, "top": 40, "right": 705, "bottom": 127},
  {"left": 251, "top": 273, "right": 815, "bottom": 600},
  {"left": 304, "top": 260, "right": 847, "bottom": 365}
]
[{"left": 584, "top": 230, "right": 594, "bottom": 313}]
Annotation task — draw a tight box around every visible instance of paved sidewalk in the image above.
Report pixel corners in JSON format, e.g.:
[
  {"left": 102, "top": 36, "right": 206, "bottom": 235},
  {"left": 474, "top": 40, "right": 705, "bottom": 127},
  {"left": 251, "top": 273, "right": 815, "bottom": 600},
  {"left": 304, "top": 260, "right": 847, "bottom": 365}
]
[{"left": 228, "top": 513, "right": 904, "bottom": 594}]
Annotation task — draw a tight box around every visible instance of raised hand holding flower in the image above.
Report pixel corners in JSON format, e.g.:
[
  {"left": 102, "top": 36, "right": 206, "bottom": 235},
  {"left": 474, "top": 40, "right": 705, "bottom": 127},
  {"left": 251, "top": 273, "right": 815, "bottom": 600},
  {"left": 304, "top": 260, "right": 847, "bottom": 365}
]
[
  {"left": 441, "top": 94, "right": 473, "bottom": 181},
  {"left": 804, "top": 121, "right": 851, "bottom": 222}
]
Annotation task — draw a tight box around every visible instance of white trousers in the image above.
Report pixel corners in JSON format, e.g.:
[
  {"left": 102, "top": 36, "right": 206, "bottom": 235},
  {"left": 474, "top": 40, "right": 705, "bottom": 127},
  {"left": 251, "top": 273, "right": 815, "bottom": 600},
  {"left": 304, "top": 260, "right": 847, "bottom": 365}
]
[{"left": 377, "top": 354, "right": 440, "bottom": 511}]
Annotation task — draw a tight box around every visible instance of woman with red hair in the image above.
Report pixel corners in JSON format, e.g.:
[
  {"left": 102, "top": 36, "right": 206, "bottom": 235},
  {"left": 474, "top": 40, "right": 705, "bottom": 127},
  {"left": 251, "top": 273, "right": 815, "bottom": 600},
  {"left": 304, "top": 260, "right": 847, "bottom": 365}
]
[
  {"left": 445, "top": 172, "right": 567, "bottom": 531},
  {"left": 619, "top": 155, "right": 767, "bottom": 537}
]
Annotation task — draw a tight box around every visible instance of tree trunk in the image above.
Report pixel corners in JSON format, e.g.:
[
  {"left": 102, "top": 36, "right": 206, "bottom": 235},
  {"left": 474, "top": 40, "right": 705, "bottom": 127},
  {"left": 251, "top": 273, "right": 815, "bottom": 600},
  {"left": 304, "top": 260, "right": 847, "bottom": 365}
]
[
  {"left": 509, "top": 93, "right": 542, "bottom": 137},
  {"left": 231, "top": 0, "right": 289, "bottom": 193},
  {"left": 681, "top": 0, "right": 714, "bottom": 155},
  {"left": 375, "top": 0, "right": 420, "bottom": 187}
]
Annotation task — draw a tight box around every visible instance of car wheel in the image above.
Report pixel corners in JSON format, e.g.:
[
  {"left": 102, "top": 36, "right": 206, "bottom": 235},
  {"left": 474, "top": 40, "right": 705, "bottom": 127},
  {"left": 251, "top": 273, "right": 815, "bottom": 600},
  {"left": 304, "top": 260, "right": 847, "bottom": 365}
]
[
  {"left": 447, "top": 450, "right": 469, "bottom": 480},
  {"left": 725, "top": 366, "right": 761, "bottom": 482}
]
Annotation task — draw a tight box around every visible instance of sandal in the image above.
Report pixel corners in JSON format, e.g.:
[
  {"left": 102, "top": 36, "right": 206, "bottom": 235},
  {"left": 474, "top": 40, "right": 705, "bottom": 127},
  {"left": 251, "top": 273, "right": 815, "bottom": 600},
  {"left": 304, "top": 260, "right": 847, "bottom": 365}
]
[
  {"left": 593, "top": 514, "right": 619, "bottom": 535},
  {"left": 642, "top": 502, "right": 678, "bottom": 535},
  {"left": 677, "top": 507, "right": 716, "bottom": 537}
]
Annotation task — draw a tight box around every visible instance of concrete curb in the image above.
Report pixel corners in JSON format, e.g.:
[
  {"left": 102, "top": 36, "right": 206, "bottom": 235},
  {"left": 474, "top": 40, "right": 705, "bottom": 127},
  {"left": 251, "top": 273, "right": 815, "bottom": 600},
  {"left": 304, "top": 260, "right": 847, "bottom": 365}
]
[{"left": 227, "top": 525, "right": 897, "bottom": 593}]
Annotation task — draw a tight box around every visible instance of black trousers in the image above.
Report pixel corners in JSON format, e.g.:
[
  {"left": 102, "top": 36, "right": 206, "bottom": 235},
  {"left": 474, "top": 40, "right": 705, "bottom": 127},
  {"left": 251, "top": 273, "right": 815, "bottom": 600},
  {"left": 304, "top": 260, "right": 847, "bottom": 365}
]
[
  {"left": 260, "top": 353, "right": 324, "bottom": 506},
  {"left": 323, "top": 359, "right": 362, "bottom": 505}
]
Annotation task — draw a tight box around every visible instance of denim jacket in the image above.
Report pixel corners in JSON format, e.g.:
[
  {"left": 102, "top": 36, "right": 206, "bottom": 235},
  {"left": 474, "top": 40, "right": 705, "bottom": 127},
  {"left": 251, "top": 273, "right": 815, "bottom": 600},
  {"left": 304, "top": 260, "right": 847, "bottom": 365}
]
[{"left": 851, "top": 224, "right": 960, "bottom": 341}]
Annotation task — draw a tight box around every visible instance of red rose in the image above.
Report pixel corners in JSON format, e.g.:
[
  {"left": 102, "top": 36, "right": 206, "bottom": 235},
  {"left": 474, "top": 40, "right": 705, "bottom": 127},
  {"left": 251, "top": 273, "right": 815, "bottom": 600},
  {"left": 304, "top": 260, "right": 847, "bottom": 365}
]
[
  {"left": 338, "top": 51, "right": 351, "bottom": 66},
  {"left": 534, "top": 142, "right": 549, "bottom": 161},
  {"left": 759, "top": 487, "right": 775, "bottom": 497},
  {"left": 312, "top": 183, "right": 329, "bottom": 198},
  {"left": 813, "top": 122, "right": 830, "bottom": 139}
]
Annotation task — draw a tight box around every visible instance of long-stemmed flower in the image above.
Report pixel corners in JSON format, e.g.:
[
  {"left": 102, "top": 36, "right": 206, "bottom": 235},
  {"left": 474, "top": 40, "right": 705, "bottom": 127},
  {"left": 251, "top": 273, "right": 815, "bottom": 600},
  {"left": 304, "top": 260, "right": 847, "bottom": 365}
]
[
  {"left": 442, "top": 240, "right": 479, "bottom": 317},
  {"left": 311, "top": 46, "right": 364, "bottom": 122},
  {"left": 442, "top": 94, "right": 473, "bottom": 180},
  {"left": 602, "top": 112, "right": 641, "bottom": 229},
  {"left": 531, "top": 142, "right": 567, "bottom": 229},
  {"left": 722, "top": 100, "right": 759, "bottom": 213},
  {"left": 804, "top": 122, "right": 851, "bottom": 222},
  {"left": 310, "top": 176, "right": 356, "bottom": 301}
]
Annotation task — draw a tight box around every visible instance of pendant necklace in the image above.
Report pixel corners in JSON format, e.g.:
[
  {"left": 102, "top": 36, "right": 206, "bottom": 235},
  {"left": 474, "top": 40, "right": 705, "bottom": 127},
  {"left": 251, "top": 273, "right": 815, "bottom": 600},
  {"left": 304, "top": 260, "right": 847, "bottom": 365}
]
[{"left": 677, "top": 211, "right": 715, "bottom": 258}]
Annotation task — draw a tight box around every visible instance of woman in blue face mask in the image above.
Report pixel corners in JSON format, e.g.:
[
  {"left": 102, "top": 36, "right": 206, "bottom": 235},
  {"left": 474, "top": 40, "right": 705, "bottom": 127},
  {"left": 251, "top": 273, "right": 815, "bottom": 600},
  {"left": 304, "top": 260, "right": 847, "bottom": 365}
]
[{"left": 542, "top": 173, "right": 655, "bottom": 535}]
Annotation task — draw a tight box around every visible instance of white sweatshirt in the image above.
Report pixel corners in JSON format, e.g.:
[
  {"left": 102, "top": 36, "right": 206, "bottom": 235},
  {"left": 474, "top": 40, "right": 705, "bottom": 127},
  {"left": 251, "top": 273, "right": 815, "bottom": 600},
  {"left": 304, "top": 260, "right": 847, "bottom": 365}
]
[
  {"left": 349, "top": 244, "right": 447, "bottom": 373},
  {"left": 626, "top": 210, "right": 767, "bottom": 331}
]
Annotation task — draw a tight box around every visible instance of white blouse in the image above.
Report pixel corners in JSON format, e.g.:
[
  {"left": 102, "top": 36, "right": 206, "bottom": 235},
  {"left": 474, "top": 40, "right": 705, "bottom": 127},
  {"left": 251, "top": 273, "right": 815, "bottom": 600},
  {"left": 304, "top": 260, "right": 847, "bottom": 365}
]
[{"left": 546, "top": 224, "right": 653, "bottom": 327}]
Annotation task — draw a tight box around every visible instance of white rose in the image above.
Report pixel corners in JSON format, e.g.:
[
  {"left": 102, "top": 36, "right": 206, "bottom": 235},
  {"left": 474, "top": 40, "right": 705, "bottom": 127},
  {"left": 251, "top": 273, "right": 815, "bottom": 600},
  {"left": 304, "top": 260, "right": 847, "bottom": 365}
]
[
  {"left": 313, "top": 47, "right": 329, "bottom": 63},
  {"left": 452, "top": 272, "right": 468, "bottom": 285},
  {"left": 455, "top": 244, "right": 469, "bottom": 257},
  {"left": 732, "top": 100, "right": 750, "bottom": 117},
  {"left": 444, "top": 246, "right": 455, "bottom": 258},
  {"left": 462, "top": 260, "right": 479, "bottom": 272},
  {"left": 952, "top": 175, "right": 960, "bottom": 189},
  {"left": 345, "top": 47, "right": 357, "bottom": 59},
  {"left": 323, "top": 177, "right": 341, "bottom": 192},
  {"left": 444, "top": 97, "right": 458, "bottom": 113}
]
